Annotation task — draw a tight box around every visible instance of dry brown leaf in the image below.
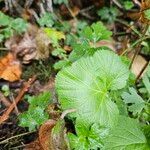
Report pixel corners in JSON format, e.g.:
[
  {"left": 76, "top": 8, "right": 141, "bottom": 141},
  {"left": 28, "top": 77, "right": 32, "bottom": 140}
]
[
  {"left": 5, "top": 24, "right": 51, "bottom": 64},
  {"left": 39, "top": 119, "right": 56, "bottom": 150},
  {"left": 24, "top": 139, "right": 43, "bottom": 150},
  {"left": 95, "top": 40, "right": 116, "bottom": 51},
  {"left": 140, "top": 0, "right": 150, "bottom": 24},
  {"left": 0, "top": 53, "right": 22, "bottom": 82},
  {"left": 128, "top": 52, "right": 147, "bottom": 77}
]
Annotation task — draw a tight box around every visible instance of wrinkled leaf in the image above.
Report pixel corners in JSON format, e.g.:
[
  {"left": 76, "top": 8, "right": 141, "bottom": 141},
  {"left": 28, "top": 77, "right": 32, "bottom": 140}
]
[
  {"left": 103, "top": 116, "right": 149, "bottom": 150},
  {"left": 56, "top": 50, "right": 129, "bottom": 126}
]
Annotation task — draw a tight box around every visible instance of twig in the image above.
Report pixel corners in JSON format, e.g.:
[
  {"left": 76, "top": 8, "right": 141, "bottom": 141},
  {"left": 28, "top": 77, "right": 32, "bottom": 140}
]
[
  {"left": 121, "top": 36, "right": 150, "bottom": 55},
  {"left": 132, "top": 0, "right": 141, "bottom": 7},
  {"left": 0, "top": 131, "right": 35, "bottom": 144},
  {"left": 136, "top": 61, "right": 150, "bottom": 83},
  {"left": 9, "top": 93, "right": 19, "bottom": 115},
  {"left": 79, "top": 5, "right": 94, "bottom": 13},
  {"left": 112, "top": 0, "right": 123, "bottom": 9},
  {"left": 24, "top": 0, "right": 34, "bottom": 8},
  {"left": 0, "top": 76, "right": 36, "bottom": 124},
  {"left": 45, "top": 0, "right": 53, "bottom": 12},
  {"left": 129, "top": 24, "right": 149, "bottom": 69},
  {"left": 60, "top": 109, "right": 76, "bottom": 119},
  {"left": 0, "top": 92, "right": 11, "bottom": 107}
]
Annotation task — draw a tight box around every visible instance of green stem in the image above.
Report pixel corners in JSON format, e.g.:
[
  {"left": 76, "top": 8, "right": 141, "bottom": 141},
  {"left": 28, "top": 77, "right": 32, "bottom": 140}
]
[{"left": 121, "top": 36, "right": 150, "bottom": 55}]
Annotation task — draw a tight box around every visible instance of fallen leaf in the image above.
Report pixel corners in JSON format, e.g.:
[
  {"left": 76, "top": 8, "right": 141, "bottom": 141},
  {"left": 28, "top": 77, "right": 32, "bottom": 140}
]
[
  {"left": 39, "top": 119, "right": 56, "bottom": 150},
  {"left": 128, "top": 52, "right": 147, "bottom": 77},
  {"left": 5, "top": 25, "right": 52, "bottom": 64},
  {"left": 0, "top": 53, "right": 22, "bottom": 82},
  {"left": 140, "top": 0, "right": 150, "bottom": 24}
]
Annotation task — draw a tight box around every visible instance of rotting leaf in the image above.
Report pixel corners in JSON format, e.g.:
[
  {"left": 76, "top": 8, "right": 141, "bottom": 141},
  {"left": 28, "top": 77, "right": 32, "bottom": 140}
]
[{"left": 0, "top": 53, "right": 22, "bottom": 82}]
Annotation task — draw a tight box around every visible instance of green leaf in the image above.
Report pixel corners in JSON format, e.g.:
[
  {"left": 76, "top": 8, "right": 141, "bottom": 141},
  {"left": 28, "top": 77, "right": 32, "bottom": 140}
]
[
  {"left": 37, "top": 13, "right": 56, "bottom": 27},
  {"left": 103, "top": 116, "right": 149, "bottom": 150},
  {"left": 122, "top": 88, "right": 145, "bottom": 116},
  {"left": 44, "top": 28, "right": 65, "bottom": 46},
  {"left": 82, "top": 22, "right": 112, "bottom": 43},
  {"left": 19, "top": 106, "right": 49, "bottom": 131},
  {"left": 54, "top": 59, "right": 71, "bottom": 70},
  {"left": 11, "top": 18, "right": 27, "bottom": 33},
  {"left": 56, "top": 50, "right": 129, "bottom": 126},
  {"left": 124, "top": 1, "right": 134, "bottom": 10},
  {"left": 144, "top": 9, "right": 150, "bottom": 20},
  {"left": 68, "top": 118, "right": 109, "bottom": 149},
  {"left": 3, "top": 27, "right": 13, "bottom": 38},
  {"left": 68, "top": 133, "right": 89, "bottom": 150},
  {"left": 97, "top": 7, "right": 118, "bottom": 23},
  {"left": 0, "top": 34, "right": 4, "bottom": 42},
  {"left": 0, "top": 12, "right": 11, "bottom": 26},
  {"left": 19, "top": 91, "right": 51, "bottom": 131}
]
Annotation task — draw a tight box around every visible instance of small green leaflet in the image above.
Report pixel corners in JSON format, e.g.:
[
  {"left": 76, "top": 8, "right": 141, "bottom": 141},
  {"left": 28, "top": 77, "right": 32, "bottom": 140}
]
[
  {"left": 122, "top": 87, "right": 145, "bottom": 116},
  {"left": 82, "top": 22, "right": 112, "bottom": 43},
  {"left": 56, "top": 50, "right": 129, "bottom": 127},
  {"left": 0, "top": 11, "right": 11, "bottom": 26},
  {"left": 37, "top": 13, "right": 56, "bottom": 27},
  {"left": 68, "top": 118, "right": 109, "bottom": 150},
  {"left": 124, "top": 1, "right": 134, "bottom": 10},
  {"left": 19, "top": 91, "right": 51, "bottom": 131},
  {"left": 97, "top": 7, "right": 118, "bottom": 23},
  {"left": 103, "top": 116, "right": 150, "bottom": 150}
]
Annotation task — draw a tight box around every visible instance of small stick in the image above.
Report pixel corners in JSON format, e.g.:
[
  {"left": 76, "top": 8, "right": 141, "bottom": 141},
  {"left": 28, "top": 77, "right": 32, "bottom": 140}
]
[
  {"left": 0, "top": 76, "right": 36, "bottom": 124},
  {"left": 60, "top": 109, "right": 76, "bottom": 119},
  {"left": 0, "top": 131, "right": 35, "bottom": 144},
  {"left": 45, "top": 0, "right": 53, "bottom": 12},
  {"left": 9, "top": 93, "right": 19, "bottom": 115},
  {"left": 130, "top": 24, "right": 149, "bottom": 69},
  {"left": 136, "top": 61, "right": 150, "bottom": 83},
  {"left": 0, "top": 92, "right": 11, "bottom": 107}
]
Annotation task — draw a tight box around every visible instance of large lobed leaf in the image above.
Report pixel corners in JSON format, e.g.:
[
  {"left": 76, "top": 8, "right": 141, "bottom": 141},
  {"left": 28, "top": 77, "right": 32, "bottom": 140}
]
[
  {"left": 103, "top": 116, "right": 150, "bottom": 150},
  {"left": 56, "top": 50, "right": 129, "bottom": 126}
]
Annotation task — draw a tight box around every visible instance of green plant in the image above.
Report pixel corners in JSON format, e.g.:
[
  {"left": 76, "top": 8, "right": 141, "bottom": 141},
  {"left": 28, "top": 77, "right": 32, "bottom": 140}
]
[
  {"left": 103, "top": 116, "right": 149, "bottom": 150},
  {"left": 55, "top": 24, "right": 150, "bottom": 149},
  {"left": 68, "top": 118, "right": 108, "bottom": 150},
  {"left": 56, "top": 49, "right": 150, "bottom": 149},
  {"left": 53, "top": 0, "right": 68, "bottom": 5},
  {"left": 37, "top": 13, "right": 56, "bottom": 27},
  {"left": 19, "top": 91, "right": 51, "bottom": 131},
  {"left": 0, "top": 11, "right": 27, "bottom": 42},
  {"left": 97, "top": 7, "right": 118, "bottom": 23},
  {"left": 122, "top": 87, "right": 147, "bottom": 117},
  {"left": 123, "top": 1, "right": 134, "bottom": 10},
  {"left": 56, "top": 50, "right": 129, "bottom": 126},
  {"left": 69, "top": 21, "right": 112, "bottom": 62}
]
